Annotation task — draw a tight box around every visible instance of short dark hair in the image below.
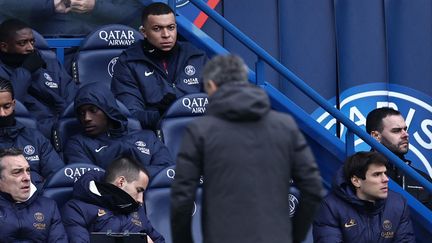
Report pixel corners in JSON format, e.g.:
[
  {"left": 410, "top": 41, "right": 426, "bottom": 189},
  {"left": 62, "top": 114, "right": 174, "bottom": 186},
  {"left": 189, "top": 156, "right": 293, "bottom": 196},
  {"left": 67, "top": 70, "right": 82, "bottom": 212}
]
[
  {"left": 202, "top": 55, "right": 248, "bottom": 87},
  {"left": 366, "top": 107, "right": 401, "bottom": 134},
  {"left": 0, "top": 147, "right": 23, "bottom": 178},
  {"left": 0, "top": 77, "right": 14, "bottom": 99},
  {"left": 0, "top": 18, "right": 31, "bottom": 42},
  {"left": 343, "top": 151, "right": 388, "bottom": 183},
  {"left": 103, "top": 156, "right": 149, "bottom": 183},
  {"left": 141, "top": 2, "right": 175, "bottom": 25}
]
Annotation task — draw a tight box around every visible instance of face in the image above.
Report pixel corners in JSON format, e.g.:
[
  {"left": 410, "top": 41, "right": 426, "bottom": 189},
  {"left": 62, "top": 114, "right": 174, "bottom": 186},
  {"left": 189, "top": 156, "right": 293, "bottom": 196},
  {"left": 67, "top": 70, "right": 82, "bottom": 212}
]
[
  {"left": 120, "top": 171, "right": 149, "bottom": 204},
  {"left": 352, "top": 163, "right": 389, "bottom": 202},
  {"left": 0, "top": 28, "right": 35, "bottom": 54},
  {"left": 375, "top": 115, "right": 409, "bottom": 155},
  {"left": 0, "top": 155, "right": 31, "bottom": 202},
  {"left": 142, "top": 13, "right": 177, "bottom": 51},
  {"left": 0, "top": 91, "right": 15, "bottom": 116},
  {"left": 77, "top": 104, "right": 109, "bottom": 137}
]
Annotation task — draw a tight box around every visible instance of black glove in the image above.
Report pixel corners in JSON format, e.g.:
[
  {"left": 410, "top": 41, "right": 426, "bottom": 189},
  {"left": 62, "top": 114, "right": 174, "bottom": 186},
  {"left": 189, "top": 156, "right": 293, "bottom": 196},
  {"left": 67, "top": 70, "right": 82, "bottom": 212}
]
[
  {"left": 22, "top": 52, "right": 47, "bottom": 73},
  {"left": 150, "top": 93, "right": 177, "bottom": 115}
]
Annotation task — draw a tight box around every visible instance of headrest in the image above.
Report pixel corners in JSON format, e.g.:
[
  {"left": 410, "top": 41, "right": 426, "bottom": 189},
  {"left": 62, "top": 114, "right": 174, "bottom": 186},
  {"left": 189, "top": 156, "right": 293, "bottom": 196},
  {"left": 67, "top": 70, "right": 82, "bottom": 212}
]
[
  {"left": 79, "top": 24, "right": 143, "bottom": 50},
  {"left": 33, "top": 30, "right": 49, "bottom": 49},
  {"left": 14, "top": 99, "right": 31, "bottom": 117},
  {"left": 43, "top": 163, "right": 104, "bottom": 188},
  {"left": 148, "top": 165, "right": 204, "bottom": 189},
  {"left": 164, "top": 93, "right": 209, "bottom": 118},
  {"left": 148, "top": 165, "right": 176, "bottom": 188}
]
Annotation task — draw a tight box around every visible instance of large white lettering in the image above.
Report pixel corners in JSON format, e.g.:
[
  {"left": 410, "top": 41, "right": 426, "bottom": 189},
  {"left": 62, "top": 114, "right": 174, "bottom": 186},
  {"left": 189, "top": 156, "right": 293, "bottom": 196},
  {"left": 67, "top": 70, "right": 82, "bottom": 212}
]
[{"left": 414, "top": 119, "right": 432, "bottom": 149}]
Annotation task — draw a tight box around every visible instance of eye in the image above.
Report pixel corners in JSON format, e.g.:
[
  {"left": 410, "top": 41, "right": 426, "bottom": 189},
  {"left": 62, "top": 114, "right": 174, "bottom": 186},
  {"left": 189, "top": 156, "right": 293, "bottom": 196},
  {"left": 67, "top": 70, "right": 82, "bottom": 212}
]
[
  {"left": 152, "top": 26, "right": 161, "bottom": 32},
  {"left": 168, "top": 25, "right": 176, "bottom": 31}
]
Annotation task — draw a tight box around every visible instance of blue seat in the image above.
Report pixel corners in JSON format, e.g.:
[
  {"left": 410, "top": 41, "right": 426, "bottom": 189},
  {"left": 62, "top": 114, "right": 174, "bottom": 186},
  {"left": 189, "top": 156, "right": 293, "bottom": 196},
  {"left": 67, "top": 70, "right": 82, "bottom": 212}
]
[
  {"left": 33, "top": 30, "right": 57, "bottom": 61},
  {"left": 72, "top": 24, "right": 143, "bottom": 87},
  {"left": 15, "top": 99, "right": 37, "bottom": 129},
  {"left": 157, "top": 93, "right": 209, "bottom": 159},
  {"left": 52, "top": 100, "right": 142, "bottom": 153},
  {"left": 145, "top": 165, "right": 203, "bottom": 243},
  {"left": 42, "top": 163, "right": 104, "bottom": 208}
]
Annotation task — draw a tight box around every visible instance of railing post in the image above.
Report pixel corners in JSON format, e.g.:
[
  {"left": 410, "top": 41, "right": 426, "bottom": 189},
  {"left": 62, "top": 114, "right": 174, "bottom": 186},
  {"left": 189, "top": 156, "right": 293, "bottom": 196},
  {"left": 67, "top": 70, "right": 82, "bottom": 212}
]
[
  {"left": 255, "top": 58, "right": 265, "bottom": 85},
  {"left": 345, "top": 129, "right": 355, "bottom": 156}
]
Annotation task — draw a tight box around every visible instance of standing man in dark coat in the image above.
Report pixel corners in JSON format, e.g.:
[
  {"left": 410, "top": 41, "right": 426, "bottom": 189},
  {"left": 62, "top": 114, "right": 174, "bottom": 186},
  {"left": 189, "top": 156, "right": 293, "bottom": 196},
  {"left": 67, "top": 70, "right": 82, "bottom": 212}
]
[{"left": 170, "top": 55, "right": 324, "bottom": 243}]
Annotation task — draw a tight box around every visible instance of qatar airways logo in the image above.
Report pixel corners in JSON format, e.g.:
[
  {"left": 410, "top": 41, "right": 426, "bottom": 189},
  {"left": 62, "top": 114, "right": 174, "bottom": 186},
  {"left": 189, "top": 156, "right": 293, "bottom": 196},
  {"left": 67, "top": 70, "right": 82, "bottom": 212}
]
[
  {"left": 99, "top": 30, "right": 136, "bottom": 46},
  {"left": 182, "top": 96, "right": 208, "bottom": 114},
  {"left": 312, "top": 83, "right": 432, "bottom": 177}
]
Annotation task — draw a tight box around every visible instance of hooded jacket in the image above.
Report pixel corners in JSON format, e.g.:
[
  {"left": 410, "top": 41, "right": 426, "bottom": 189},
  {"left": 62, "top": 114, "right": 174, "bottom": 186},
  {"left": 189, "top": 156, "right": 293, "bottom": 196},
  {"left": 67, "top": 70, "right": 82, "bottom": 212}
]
[
  {"left": 111, "top": 40, "right": 208, "bottom": 129},
  {"left": 0, "top": 50, "right": 77, "bottom": 137},
  {"left": 171, "top": 82, "right": 324, "bottom": 243},
  {"left": 64, "top": 83, "right": 174, "bottom": 177},
  {"left": 0, "top": 120, "right": 65, "bottom": 184},
  {"left": 62, "top": 170, "right": 165, "bottom": 243},
  {"left": 313, "top": 168, "right": 415, "bottom": 243},
  {"left": 0, "top": 183, "right": 68, "bottom": 242}
]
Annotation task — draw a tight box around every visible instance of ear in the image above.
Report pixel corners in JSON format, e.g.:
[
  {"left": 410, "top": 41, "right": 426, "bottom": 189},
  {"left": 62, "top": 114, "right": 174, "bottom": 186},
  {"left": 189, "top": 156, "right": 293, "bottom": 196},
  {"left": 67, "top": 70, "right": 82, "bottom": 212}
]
[
  {"left": 351, "top": 176, "right": 361, "bottom": 188},
  {"left": 11, "top": 99, "right": 16, "bottom": 110},
  {"left": 204, "top": 80, "right": 218, "bottom": 96},
  {"left": 139, "top": 26, "right": 146, "bottom": 38},
  {"left": 0, "top": 42, "right": 8, "bottom": 52},
  {"left": 114, "top": 176, "right": 126, "bottom": 188},
  {"left": 371, "top": 131, "right": 381, "bottom": 142}
]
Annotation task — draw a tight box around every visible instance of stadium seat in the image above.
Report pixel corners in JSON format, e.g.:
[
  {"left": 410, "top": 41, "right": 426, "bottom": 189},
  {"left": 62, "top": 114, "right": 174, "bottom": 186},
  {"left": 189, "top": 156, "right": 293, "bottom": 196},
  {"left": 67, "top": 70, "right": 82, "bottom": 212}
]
[
  {"left": 52, "top": 100, "right": 142, "bottom": 153},
  {"left": 145, "top": 165, "right": 203, "bottom": 243},
  {"left": 33, "top": 30, "right": 57, "bottom": 61},
  {"left": 15, "top": 99, "right": 37, "bottom": 129},
  {"left": 157, "top": 93, "right": 209, "bottom": 158},
  {"left": 42, "top": 163, "right": 104, "bottom": 208},
  {"left": 71, "top": 24, "right": 143, "bottom": 87}
]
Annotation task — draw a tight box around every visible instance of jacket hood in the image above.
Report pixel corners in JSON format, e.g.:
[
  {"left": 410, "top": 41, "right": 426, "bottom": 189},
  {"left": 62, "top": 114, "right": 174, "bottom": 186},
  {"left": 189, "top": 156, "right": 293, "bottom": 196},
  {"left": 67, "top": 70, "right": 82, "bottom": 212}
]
[
  {"left": 207, "top": 82, "right": 270, "bottom": 121},
  {"left": 332, "top": 167, "right": 385, "bottom": 214},
  {"left": 73, "top": 170, "right": 139, "bottom": 214},
  {"left": 0, "top": 121, "right": 25, "bottom": 139},
  {"left": 74, "top": 83, "right": 128, "bottom": 136}
]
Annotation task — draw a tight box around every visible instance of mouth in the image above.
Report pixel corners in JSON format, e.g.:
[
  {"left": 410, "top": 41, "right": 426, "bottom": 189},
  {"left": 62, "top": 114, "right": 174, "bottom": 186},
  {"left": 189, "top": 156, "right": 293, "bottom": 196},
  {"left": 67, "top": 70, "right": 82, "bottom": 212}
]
[
  {"left": 381, "top": 187, "right": 388, "bottom": 192},
  {"left": 84, "top": 126, "right": 96, "bottom": 133},
  {"left": 21, "top": 185, "right": 30, "bottom": 192}
]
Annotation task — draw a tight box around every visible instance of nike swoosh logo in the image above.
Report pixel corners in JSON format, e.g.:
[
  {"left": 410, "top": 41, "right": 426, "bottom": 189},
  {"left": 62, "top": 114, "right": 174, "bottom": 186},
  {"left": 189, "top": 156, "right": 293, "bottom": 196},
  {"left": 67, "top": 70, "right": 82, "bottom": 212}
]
[
  {"left": 344, "top": 223, "right": 357, "bottom": 228},
  {"left": 145, "top": 70, "right": 154, "bottom": 76},
  {"left": 95, "top": 145, "right": 108, "bottom": 153}
]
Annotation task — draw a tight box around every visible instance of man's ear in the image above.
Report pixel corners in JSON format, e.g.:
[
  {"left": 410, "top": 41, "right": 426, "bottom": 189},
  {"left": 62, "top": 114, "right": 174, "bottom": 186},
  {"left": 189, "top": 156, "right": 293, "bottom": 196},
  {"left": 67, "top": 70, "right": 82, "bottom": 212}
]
[
  {"left": 139, "top": 25, "right": 146, "bottom": 38},
  {"left": 371, "top": 131, "right": 381, "bottom": 141},
  {"left": 0, "top": 42, "right": 8, "bottom": 52},
  {"left": 351, "top": 176, "right": 361, "bottom": 188},
  {"left": 114, "top": 176, "right": 126, "bottom": 188}
]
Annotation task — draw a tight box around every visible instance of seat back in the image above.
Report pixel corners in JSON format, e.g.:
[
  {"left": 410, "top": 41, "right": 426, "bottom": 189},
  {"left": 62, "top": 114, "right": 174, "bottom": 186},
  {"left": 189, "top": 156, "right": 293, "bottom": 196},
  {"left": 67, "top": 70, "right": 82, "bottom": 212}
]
[
  {"left": 33, "top": 30, "right": 57, "bottom": 61},
  {"left": 15, "top": 99, "right": 37, "bottom": 129},
  {"left": 145, "top": 166, "right": 203, "bottom": 243},
  {"left": 42, "top": 163, "right": 104, "bottom": 208},
  {"left": 52, "top": 100, "right": 142, "bottom": 153},
  {"left": 72, "top": 24, "right": 143, "bottom": 87},
  {"left": 157, "top": 93, "right": 209, "bottom": 159}
]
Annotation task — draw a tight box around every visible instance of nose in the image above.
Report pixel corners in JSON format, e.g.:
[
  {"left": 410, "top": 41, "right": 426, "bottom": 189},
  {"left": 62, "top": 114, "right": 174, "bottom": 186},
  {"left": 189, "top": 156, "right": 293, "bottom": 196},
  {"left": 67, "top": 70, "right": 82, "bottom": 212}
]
[
  {"left": 0, "top": 108, "right": 7, "bottom": 116},
  {"left": 23, "top": 170, "right": 31, "bottom": 182},
  {"left": 161, "top": 28, "right": 170, "bottom": 38},
  {"left": 136, "top": 192, "right": 144, "bottom": 204},
  {"left": 83, "top": 112, "right": 92, "bottom": 122},
  {"left": 25, "top": 42, "right": 35, "bottom": 53},
  {"left": 382, "top": 173, "right": 389, "bottom": 183}
]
